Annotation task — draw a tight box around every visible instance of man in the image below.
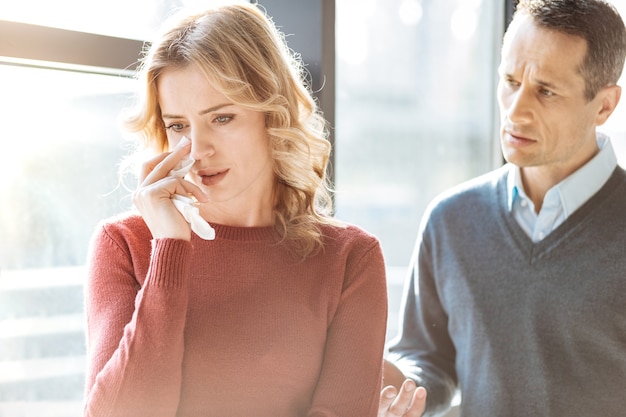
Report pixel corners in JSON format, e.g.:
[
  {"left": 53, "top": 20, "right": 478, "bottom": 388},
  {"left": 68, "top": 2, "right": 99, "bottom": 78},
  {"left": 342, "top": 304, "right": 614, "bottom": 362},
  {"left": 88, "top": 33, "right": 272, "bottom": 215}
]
[{"left": 378, "top": 0, "right": 626, "bottom": 416}]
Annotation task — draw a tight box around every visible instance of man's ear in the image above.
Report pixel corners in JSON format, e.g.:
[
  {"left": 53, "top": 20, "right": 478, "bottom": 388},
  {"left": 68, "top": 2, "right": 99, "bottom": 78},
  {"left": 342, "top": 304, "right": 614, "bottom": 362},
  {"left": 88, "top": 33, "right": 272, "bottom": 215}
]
[{"left": 595, "top": 84, "right": 621, "bottom": 126}]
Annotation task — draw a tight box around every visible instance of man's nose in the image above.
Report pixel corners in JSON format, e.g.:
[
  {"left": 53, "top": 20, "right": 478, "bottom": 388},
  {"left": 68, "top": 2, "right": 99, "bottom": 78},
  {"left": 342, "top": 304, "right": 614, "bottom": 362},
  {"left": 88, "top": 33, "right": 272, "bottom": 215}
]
[{"left": 505, "top": 85, "right": 534, "bottom": 124}]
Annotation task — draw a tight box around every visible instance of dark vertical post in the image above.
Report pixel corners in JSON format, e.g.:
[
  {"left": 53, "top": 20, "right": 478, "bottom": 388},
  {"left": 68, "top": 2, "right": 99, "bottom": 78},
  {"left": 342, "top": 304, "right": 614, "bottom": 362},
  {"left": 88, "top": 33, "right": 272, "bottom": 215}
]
[
  {"left": 252, "top": 0, "right": 336, "bottom": 188},
  {"left": 505, "top": 0, "right": 516, "bottom": 28}
]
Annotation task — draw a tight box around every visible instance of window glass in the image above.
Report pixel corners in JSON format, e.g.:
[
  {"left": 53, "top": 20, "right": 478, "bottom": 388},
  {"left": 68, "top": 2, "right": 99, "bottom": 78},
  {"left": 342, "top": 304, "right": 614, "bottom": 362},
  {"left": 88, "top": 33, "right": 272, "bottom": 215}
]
[
  {"left": 0, "top": 66, "right": 136, "bottom": 269},
  {"left": 335, "top": 0, "right": 501, "bottom": 339},
  {"left": 336, "top": 0, "right": 500, "bottom": 268},
  {"left": 0, "top": 65, "right": 136, "bottom": 416}
]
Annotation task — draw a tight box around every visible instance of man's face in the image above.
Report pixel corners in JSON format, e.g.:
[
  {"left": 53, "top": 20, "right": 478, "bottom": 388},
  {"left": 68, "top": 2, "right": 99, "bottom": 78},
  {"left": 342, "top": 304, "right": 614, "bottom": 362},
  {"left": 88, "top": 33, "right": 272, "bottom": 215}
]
[{"left": 497, "top": 14, "right": 606, "bottom": 181}]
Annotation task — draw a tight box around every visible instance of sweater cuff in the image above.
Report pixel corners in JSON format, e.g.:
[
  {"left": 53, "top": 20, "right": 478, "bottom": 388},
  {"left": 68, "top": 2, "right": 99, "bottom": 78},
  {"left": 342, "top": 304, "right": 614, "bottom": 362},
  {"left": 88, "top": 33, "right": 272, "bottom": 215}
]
[{"left": 148, "top": 238, "right": 192, "bottom": 289}]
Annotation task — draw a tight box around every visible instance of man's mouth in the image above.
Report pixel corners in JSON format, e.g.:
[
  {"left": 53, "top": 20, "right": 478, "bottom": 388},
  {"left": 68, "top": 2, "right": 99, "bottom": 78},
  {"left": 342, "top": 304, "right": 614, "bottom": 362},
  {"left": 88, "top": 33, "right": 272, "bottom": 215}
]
[{"left": 504, "top": 129, "right": 535, "bottom": 146}]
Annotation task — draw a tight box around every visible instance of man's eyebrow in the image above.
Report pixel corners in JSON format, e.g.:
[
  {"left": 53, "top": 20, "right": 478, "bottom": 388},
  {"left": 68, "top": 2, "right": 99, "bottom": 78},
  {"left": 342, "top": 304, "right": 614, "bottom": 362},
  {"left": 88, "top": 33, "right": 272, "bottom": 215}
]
[
  {"left": 536, "top": 79, "right": 559, "bottom": 90},
  {"left": 499, "top": 69, "right": 561, "bottom": 90},
  {"left": 162, "top": 103, "right": 233, "bottom": 119}
]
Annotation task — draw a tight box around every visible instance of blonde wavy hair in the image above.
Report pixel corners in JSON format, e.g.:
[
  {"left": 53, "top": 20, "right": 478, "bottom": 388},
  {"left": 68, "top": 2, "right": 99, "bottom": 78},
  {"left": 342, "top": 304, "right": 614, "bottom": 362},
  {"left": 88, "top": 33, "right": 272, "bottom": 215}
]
[{"left": 123, "top": 1, "right": 341, "bottom": 258}]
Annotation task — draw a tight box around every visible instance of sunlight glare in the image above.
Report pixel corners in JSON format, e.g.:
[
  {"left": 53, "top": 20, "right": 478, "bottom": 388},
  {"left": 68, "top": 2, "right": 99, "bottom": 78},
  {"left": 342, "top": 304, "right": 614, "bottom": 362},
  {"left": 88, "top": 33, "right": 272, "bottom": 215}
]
[
  {"left": 336, "top": 0, "right": 377, "bottom": 66},
  {"left": 399, "top": 0, "right": 423, "bottom": 27},
  {"left": 450, "top": 6, "right": 478, "bottom": 41}
]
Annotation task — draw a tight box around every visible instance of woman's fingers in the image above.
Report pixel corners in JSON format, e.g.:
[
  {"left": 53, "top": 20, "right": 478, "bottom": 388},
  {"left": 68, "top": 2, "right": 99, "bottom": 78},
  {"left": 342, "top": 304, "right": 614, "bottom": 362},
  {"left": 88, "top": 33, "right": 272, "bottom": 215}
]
[
  {"left": 140, "top": 137, "right": 192, "bottom": 186},
  {"left": 132, "top": 137, "right": 203, "bottom": 240},
  {"left": 136, "top": 136, "right": 207, "bottom": 203},
  {"left": 138, "top": 152, "right": 169, "bottom": 184}
]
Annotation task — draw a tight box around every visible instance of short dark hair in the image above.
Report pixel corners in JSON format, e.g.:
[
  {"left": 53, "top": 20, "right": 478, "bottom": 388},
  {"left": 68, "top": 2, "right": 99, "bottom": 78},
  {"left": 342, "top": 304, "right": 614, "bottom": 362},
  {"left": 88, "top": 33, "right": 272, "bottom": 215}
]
[{"left": 512, "top": 0, "right": 626, "bottom": 100}]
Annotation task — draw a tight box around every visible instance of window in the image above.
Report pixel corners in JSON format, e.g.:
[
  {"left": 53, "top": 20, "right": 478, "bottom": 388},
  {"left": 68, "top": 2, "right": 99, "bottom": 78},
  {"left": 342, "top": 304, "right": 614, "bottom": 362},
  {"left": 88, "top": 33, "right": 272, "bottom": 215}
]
[
  {"left": 335, "top": 0, "right": 504, "bottom": 340},
  {"left": 0, "top": 62, "right": 137, "bottom": 417}
]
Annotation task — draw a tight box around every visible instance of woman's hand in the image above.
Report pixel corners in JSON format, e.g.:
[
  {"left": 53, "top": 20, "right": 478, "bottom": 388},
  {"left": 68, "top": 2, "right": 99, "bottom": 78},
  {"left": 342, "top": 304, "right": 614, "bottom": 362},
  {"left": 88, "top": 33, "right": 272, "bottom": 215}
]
[{"left": 132, "top": 137, "right": 207, "bottom": 240}]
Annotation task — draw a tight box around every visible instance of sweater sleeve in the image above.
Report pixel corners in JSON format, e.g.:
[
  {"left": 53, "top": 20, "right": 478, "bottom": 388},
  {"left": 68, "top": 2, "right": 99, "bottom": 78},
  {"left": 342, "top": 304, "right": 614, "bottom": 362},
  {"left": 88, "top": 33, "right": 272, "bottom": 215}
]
[
  {"left": 83, "top": 223, "right": 192, "bottom": 417},
  {"left": 386, "top": 225, "right": 457, "bottom": 417},
  {"left": 307, "top": 237, "right": 388, "bottom": 417}
]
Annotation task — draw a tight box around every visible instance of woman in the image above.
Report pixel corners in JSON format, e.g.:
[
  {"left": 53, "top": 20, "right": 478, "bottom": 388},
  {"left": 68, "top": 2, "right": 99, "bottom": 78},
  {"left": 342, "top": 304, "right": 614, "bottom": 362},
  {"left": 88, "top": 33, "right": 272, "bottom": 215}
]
[{"left": 83, "top": 2, "right": 388, "bottom": 416}]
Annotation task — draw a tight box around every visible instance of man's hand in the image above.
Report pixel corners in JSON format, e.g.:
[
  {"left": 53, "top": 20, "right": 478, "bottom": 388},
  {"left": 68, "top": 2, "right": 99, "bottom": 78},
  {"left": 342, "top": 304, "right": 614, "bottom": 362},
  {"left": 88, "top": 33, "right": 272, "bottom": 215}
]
[
  {"left": 378, "top": 379, "right": 426, "bottom": 417},
  {"left": 379, "top": 360, "right": 426, "bottom": 416}
]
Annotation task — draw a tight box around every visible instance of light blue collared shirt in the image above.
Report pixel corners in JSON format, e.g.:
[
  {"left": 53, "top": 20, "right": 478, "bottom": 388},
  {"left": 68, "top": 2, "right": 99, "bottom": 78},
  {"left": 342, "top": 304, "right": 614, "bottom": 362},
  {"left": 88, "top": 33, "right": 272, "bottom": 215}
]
[{"left": 507, "top": 133, "right": 617, "bottom": 242}]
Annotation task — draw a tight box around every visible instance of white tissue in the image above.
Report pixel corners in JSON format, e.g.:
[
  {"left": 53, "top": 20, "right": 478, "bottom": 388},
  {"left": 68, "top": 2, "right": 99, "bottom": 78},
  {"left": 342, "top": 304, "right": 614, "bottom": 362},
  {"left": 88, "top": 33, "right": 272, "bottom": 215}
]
[{"left": 168, "top": 143, "right": 215, "bottom": 240}]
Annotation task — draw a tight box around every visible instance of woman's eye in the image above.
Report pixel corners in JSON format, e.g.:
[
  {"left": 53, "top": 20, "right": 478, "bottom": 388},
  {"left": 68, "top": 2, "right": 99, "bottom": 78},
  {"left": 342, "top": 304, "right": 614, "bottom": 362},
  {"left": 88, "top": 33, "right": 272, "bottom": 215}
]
[
  {"left": 165, "top": 123, "right": 185, "bottom": 132},
  {"left": 214, "top": 115, "right": 234, "bottom": 125}
]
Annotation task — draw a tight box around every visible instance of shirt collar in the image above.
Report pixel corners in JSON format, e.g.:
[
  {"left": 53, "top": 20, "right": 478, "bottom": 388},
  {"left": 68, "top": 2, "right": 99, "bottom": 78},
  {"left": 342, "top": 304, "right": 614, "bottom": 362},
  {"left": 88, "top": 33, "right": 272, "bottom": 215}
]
[
  {"left": 507, "top": 163, "right": 524, "bottom": 211},
  {"left": 507, "top": 133, "right": 617, "bottom": 215}
]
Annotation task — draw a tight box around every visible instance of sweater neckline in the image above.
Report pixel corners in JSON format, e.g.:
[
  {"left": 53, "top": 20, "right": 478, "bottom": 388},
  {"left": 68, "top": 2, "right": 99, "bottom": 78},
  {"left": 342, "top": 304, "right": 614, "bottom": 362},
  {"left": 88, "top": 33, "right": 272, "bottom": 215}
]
[
  {"left": 497, "top": 165, "right": 624, "bottom": 257},
  {"left": 192, "top": 223, "right": 280, "bottom": 242}
]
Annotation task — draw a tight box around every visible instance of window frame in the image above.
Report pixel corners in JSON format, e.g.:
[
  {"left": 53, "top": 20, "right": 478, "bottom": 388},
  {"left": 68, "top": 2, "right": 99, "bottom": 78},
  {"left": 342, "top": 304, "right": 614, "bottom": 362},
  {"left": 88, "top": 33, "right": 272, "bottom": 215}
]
[{"left": 0, "top": 19, "right": 143, "bottom": 76}]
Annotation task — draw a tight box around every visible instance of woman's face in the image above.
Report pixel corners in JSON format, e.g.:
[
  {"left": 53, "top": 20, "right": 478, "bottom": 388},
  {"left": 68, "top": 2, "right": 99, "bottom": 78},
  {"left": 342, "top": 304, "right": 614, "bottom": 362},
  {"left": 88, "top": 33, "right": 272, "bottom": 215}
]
[{"left": 157, "top": 65, "right": 275, "bottom": 222}]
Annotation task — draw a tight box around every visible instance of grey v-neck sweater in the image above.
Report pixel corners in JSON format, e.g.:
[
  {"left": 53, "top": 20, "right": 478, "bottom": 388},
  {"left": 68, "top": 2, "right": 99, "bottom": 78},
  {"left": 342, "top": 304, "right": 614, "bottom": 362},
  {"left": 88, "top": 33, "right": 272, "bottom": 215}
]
[{"left": 388, "top": 164, "right": 626, "bottom": 417}]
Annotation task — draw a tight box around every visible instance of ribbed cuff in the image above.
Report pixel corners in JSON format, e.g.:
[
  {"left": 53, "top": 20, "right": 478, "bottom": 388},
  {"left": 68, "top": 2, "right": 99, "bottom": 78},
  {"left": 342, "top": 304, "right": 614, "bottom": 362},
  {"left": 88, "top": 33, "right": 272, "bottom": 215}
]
[{"left": 149, "top": 239, "right": 192, "bottom": 288}]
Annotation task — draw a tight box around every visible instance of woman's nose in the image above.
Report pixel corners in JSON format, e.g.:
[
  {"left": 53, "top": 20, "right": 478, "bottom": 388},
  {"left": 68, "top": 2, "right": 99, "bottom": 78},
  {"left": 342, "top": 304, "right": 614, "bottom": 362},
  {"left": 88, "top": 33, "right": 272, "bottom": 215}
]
[{"left": 189, "top": 131, "right": 215, "bottom": 160}]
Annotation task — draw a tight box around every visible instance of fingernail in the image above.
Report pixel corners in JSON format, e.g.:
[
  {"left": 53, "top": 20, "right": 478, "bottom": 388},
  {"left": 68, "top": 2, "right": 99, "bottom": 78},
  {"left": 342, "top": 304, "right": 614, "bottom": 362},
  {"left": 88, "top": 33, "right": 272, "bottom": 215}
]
[{"left": 416, "top": 388, "right": 426, "bottom": 399}]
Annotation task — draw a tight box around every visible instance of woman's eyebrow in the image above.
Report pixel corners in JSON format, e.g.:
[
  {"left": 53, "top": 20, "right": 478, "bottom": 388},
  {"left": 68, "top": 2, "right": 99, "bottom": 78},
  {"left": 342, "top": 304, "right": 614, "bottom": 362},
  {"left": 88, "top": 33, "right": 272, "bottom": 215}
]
[
  {"left": 162, "top": 103, "right": 233, "bottom": 119},
  {"left": 199, "top": 103, "right": 233, "bottom": 115}
]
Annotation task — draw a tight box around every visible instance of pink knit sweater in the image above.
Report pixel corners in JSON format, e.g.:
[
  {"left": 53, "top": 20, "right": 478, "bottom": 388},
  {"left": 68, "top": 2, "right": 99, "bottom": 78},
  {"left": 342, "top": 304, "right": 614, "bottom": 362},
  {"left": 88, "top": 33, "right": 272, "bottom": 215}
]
[{"left": 83, "top": 212, "right": 388, "bottom": 417}]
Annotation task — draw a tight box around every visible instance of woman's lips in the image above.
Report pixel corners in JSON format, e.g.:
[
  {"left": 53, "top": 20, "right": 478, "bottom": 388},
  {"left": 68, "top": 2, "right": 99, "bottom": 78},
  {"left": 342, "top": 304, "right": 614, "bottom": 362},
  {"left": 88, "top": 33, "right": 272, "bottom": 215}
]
[{"left": 198, "top": 169, "right": 229, "bottom": 186}]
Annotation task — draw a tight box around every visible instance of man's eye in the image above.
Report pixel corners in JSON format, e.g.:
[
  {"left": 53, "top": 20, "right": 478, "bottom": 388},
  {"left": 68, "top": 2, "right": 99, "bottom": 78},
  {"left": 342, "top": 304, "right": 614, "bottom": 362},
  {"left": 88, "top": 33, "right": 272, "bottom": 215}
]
[
  {"left": 499, "top": 76, "right": 519, "bottom": 90},
  {"left": 506, "top": 79, "right": 520, "bottom": 88},
  {"left": 165, "top": 123, "right": 185, "bottom": 132},
  {"left": 539, "top": 88, "right": 555, "bottom": 97}
]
